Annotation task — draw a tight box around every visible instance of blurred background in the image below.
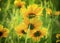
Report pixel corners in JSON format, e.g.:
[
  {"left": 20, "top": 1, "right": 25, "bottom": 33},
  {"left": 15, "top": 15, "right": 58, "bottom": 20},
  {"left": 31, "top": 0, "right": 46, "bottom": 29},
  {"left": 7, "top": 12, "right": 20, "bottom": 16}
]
[{"left": 0, "top": 0, "right": 60, "bottom": 43}]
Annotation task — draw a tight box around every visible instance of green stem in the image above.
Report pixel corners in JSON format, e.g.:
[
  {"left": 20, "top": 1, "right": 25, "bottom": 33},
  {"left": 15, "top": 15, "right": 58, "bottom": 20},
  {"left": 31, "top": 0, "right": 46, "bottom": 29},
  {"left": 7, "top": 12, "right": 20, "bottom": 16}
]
[
  {"left": 5, "top": 0, "right": 10, "bottom": 11},
  {"left": 25, "top": 29, "right": 29, "bottom": 43},
  {"left": 47, "top": 19, "right": 52, "bottom": 43}
]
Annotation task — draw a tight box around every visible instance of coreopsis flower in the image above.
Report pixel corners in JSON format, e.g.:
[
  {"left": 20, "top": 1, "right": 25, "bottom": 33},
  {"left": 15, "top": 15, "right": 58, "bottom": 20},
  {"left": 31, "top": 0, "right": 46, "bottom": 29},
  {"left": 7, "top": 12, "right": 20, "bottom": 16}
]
[
  {"left": 29, "top": 28, "right": 47, "bottom": 41},
  {"left": 15, "top": 22, "right": 27, "bottom": 37},
  {"left": 55, "top": 11, "right": 60, "bottom": 16},
  {"left": 0, "top": 25, "right": 9, "bottom": 38},
  {"left": 14, "top": 0, "right": 25, "bottom": 8},
  {"left": 46, "top": 8, "right": 52, "bottom": 15},
  {"left": 20, "top": 4, "right": 43, "bottom": 21}
]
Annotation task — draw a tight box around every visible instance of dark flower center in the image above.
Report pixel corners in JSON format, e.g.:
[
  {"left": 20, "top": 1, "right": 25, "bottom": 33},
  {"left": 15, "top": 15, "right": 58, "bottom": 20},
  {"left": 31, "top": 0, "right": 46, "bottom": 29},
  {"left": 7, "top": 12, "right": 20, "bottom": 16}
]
[
  {"left": 28, "top": 24, "right": 35, "bottom": 30},
  {"left": 21, "top": 30, "right": 26, "bottom": 34},
  {"left": 28, "top": 13, "right": 36, "bottom": 19},
  {"left": 17, "top": 5, "right": 22, "bottom": 9},
  {"left": 34, "top": 31, "right": 41, "bottom": 37},
  {"left": 19, "top": 6, "right": 21, "bottom": 8},
  {"left": 0, "top": 32, "right": 3, "bottom": 36}
]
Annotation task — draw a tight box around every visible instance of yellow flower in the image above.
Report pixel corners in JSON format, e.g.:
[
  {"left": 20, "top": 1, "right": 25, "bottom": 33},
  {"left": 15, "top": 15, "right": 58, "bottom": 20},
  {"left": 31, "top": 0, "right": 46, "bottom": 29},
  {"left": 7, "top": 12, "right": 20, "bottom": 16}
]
[
  {"left": 56, "top": 40, "right": 60, "bottom": 43},
  {"left": 15, "top": 22, "right": 27, "bottom": 37},
  {"left": 25, "top": 19, "right": 43, "bottom": 32},
  {"left": 29, "top": 28, "right": 47, "bottom": 41},
  {"left": 20, "top": 4, "right": 43, "bottom": 20},
  {"left": 46, "top": 8, "right": 52, "bottom": 15},
  {"left": 14, "top": 0, "right": 25, "bottom": 8},
  {"left": 55, "top": 11, "right": 60, "bottom": 16},
  {"left": 56, "top": 33, "right": 60, "bottom": 39},
  {"left": 0, "top": 25, "right": 9, "bottom": 37}
]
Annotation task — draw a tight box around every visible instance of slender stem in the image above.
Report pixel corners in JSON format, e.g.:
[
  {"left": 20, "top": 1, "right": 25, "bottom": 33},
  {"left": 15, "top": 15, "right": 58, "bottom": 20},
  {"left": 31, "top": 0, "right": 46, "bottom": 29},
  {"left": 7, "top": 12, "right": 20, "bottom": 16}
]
[
  {"left": 47, "top": 19, "right": 52, "bottom": 43},
  {"left": 25, "top": 25, "right": 30, "bottom": 43},
  {"left": 25, "top": 29, "right": 29, "bottom": 43}
]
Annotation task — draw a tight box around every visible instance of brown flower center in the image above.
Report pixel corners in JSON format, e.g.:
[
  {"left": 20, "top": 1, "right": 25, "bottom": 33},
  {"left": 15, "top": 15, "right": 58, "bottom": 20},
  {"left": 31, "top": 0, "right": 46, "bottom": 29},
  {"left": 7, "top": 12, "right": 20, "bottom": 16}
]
[
  {"left": 0, "top": 32, "right": 3, "bottom": 36},
  {"left": 34, "top": 31, "right": 41, "bottom": 37},
  {"left": 28, "top": 23, "right": 35, "bottom": 30},
  {"left": 21, "top": 30, "right": 26, "bottom": 34},
  {"left": 18, "top": 5, "right": 22, "bottom": 9},
  {"left": 28, "top": 13, "right": 36, "bottom": 19}
]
